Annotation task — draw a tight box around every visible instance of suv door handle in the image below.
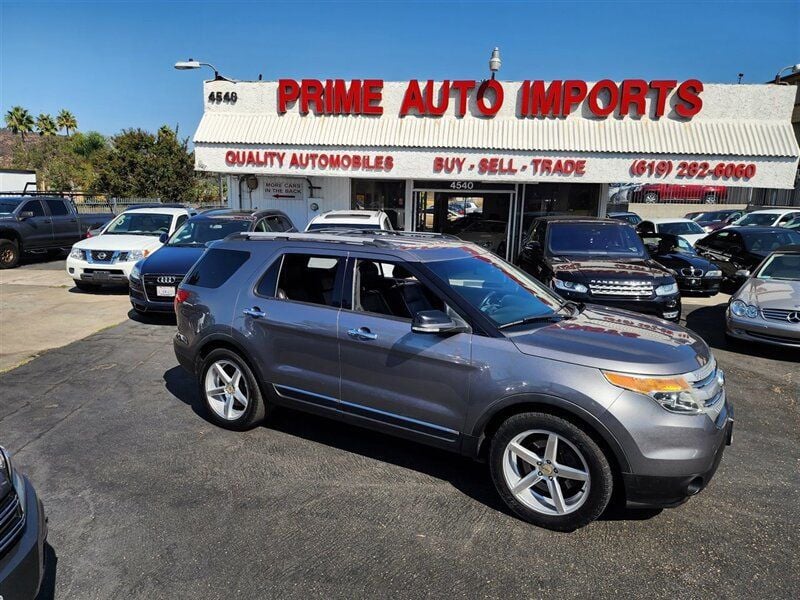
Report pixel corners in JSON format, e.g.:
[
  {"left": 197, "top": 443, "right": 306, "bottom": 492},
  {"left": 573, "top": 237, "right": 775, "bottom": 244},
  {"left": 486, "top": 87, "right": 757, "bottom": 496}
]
[
  {"left": 242, "top": 307, "right": 266, "bottom": 318},
  {"left": 347, "top": 327, "right": 377, "bottom": 341}
]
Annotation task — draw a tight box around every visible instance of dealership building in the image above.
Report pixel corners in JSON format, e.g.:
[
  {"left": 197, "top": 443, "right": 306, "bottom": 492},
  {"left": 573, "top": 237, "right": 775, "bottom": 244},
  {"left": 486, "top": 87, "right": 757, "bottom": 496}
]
[{"left": 192, "top": 74, "right": 799, "bottom": 260}]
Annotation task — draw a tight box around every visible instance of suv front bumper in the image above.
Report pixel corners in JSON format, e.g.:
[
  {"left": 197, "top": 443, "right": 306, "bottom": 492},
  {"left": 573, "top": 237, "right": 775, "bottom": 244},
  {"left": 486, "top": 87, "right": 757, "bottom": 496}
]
[
  {"left": 0, "top": 477, "right": 47, "bottom": 600},
  {"left": 66, "top": 255, "right": 135, "bottom": 286}
]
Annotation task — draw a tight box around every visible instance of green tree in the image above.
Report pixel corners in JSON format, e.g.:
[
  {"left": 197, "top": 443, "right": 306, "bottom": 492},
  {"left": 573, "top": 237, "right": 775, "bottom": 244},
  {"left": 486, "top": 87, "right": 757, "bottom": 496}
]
[
  {"left": 56, "top": 109, "right": 78, "bottom": 136},
  {"left": 70, "top": 131, "right": 107, "bottom": 158},
  {"left": 92, "top": 126, "right": 195, "bottom": 202},
  {"left": 35, "top": 113, "right": 58, "bottom": 136},
  {"left": 4, "top": 106, "right": 34, "bottom": 142}
]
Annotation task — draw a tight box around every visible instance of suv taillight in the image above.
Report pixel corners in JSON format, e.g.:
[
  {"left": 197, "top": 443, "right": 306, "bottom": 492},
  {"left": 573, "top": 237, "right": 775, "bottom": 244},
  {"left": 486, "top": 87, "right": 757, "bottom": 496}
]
[{"left": 174, "top": 288, "right": 190, "bottom": 309}]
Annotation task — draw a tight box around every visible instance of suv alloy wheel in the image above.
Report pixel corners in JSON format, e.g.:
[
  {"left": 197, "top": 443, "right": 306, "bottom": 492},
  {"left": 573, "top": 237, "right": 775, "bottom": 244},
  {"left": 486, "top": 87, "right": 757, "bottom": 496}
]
[
  {"left": 643, "top": 192, "right": 660, "bottom": 204},
  {"left": 199, "top": 348, "right": 268, "bottom": 430},
  {"left": 489, "top": 412, "right": 613, "bottom": 531},
  {"left": 0, "top": 239, "right": 20, "bottom": 269}
]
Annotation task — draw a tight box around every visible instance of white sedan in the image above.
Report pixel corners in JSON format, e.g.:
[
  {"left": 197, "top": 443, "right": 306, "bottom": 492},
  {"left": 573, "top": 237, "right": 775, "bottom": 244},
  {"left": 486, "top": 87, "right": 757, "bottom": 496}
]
[
  {"left": 66, "top": 207, "right": 193, "bottom": 290},
  {"left": 638, "top": 218, "right": 707, "bottom": 246}
]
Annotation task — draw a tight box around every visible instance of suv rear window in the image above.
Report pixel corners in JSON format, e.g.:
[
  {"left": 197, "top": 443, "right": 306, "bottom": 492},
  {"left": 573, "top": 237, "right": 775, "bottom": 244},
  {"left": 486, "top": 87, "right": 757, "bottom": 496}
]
[{"left": 185, "top": 248, "right": 250, "bottom": 288}]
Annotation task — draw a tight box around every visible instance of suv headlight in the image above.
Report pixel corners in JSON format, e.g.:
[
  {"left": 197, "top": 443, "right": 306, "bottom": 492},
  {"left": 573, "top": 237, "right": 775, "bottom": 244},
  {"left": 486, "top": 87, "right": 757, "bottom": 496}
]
[
  {"left": 603, "top": 371, "right": 703, "bottom": 414},
  {"left": 730, "top": 299, "right": 758, "bottom": 318},
  {"left": 69, "top": 247, "right": 84, "bottom": 260},
  {"left": 552, "top": 278, "right": 588, "bottom": 294},
  {"left": 130, "top": 261, "right": 143, "bottom": 281},
  {"left": 127, "top": 249, "right": 148, "bottom": 262},
  {"left": 655, "top": 282, "right": 679, "bottom": 296},
  {"left": 0, "top": 446, "right": 26, "bottom": 514},
  {"left": 705, "top": 269, "right": 722, "bottom": 277}
]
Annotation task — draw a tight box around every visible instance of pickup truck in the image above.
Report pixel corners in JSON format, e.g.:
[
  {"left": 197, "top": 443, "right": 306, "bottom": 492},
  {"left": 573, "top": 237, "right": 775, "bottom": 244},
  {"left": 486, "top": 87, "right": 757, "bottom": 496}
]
[{"left": 0, "top": 195, "right": 113, "bottom": 268}]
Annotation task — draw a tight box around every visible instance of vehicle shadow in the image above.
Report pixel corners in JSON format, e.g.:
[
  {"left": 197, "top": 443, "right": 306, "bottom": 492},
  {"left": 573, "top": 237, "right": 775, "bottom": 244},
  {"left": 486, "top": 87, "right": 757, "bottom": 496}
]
[
  {"left": 34, "top": 542, "right": 57, "bottom": 600},
  {"left": 684, "top": 304, "right": 800, "bottom": 363},
  {"left": 163, "top": 366, "right": 662, "bottom": 528},
  {"left": 67, "top": 286, "right": 128, "bottom": 296},
  {"left": 127, "top": 308, "right": 177, "bottom": 326}
]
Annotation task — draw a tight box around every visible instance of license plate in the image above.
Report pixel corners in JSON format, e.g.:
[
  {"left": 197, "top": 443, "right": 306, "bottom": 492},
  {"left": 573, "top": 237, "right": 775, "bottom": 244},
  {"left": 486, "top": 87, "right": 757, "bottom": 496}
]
[
  {"left": 93, "top": 270, "right": 110, "bottom": 279},
  {"left": 157, "top": 286, "right": 176, "bottom": 297},
  {"left": 686, "top": 278, "right": 700, "bottom": 286}
]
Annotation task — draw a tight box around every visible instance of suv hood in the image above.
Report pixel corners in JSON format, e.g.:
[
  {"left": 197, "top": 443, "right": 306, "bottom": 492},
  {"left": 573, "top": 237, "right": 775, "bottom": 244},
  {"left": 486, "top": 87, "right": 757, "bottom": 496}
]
[
  {"left": 735, "top": 278, "right": 800, "bottom": 309},
  {"left": 74, "top": 234, "right": 162, "bottom": 251},
  {"left": 506, "top": 305, "right": 710, "bottom": 375},
  {"left": 551, "top": 257, "right": 669, "bottom": 282},
  {"left": 141, "top": 245, "right": 206, "bottom": 275}
]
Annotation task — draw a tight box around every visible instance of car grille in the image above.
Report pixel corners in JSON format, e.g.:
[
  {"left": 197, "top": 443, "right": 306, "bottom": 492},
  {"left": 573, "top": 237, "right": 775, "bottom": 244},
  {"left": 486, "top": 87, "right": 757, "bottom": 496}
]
[
  {"left": 680, "top": 267, "right": 704, "bottom": 277},
  {"left": 588, "top": 280, "right": 654, "bottom": 297},
  {"left": 88, "top": 250, "right": 128, "bottom": 263},
  {"left": 143, "top": 274, "right": 183, "bottom": 301},
  {"left": 761, "top": 308, "right": 800, "bottom": 323},
  {"left": 0, "top": 491, "right": 25, "bottom": 556}
]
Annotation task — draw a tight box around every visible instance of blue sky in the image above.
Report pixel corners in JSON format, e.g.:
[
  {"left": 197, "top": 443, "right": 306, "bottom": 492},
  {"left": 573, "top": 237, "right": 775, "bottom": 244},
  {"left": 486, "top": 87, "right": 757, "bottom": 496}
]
[{"left": 1, "top": 1, "right": 798, "bottom": 138}]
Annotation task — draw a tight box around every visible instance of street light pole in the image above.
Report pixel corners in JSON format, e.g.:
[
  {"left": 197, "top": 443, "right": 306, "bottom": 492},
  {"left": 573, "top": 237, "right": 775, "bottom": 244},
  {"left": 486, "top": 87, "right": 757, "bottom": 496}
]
[{"left": 173, "top": 58, "right": 226, "bottom": 81}]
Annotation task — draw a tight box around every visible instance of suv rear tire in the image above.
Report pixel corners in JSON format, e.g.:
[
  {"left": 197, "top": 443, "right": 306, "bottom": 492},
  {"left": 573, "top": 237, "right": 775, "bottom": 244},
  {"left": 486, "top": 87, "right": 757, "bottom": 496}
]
[
  {"left": 0, "top": 239, "right": 20, "bottom": 269},
  {"left": 199, "top": 348, "right": 268, "bottom": 431},
  {"left": 489, "top": 412, "right": 613, "bottom": 531}
]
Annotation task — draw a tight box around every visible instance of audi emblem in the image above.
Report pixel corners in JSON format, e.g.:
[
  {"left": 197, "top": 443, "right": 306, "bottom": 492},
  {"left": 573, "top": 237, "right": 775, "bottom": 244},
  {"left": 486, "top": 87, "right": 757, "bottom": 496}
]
[
  {"left": 156, "top": 276, "right": 177, "bottom": 284},
  {"left": 787, "top": 312, "right": 800, "bottom": 324}
]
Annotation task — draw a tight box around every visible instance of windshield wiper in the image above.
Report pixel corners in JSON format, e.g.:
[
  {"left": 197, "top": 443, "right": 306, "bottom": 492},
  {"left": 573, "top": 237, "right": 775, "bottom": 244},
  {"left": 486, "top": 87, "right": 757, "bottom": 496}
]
[
  {"left": 499, "top": 314, "right": 563, "bottom": 329},
  {"left": 558, "top": 300, "right": 585, "bottom": 316}
]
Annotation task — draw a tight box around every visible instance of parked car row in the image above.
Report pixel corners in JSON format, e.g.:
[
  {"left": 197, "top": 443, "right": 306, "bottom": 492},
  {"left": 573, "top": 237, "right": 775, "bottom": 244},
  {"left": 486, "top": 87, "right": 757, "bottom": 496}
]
[{"left": 609, "top": 183, "right": 728, "bottom": 204}]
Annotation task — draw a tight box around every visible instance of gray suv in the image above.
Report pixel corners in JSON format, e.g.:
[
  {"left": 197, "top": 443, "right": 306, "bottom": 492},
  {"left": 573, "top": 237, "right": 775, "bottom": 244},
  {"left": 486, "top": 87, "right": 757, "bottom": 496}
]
[{"left": 173, "top": 231, "right": 733, "bottom": 531}]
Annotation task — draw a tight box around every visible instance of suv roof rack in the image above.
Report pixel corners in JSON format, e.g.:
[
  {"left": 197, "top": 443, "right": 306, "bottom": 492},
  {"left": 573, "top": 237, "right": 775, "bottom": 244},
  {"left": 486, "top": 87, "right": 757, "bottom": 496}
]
[
  {"left": 232, "top": 231, "right": 380, "bottom": 246},
  {"left": 230, "top": 229, "right": 463, "bottom": 248}
]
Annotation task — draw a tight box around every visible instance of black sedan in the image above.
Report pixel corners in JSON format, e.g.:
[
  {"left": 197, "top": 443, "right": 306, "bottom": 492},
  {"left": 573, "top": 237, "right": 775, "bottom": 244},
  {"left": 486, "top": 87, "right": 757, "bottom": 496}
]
[
  {"left": 694, "top": 227, "right": 800, "bottom": 290},
  {"left": 640, "top": 232, "right": 722, "bottom": 295}
]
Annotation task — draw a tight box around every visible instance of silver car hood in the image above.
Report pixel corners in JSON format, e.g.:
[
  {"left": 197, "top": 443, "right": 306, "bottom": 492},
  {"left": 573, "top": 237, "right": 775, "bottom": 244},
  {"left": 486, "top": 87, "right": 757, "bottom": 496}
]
[
  {"left": 734, "top": 278, "right": 800, "bottom": 310},
  {"left": 507, "top": 306, "right": 711, "bottom": 376}
]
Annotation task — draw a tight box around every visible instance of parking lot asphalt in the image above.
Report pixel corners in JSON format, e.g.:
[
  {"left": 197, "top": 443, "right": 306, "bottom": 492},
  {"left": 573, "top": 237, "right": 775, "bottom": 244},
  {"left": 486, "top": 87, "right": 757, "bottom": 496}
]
[
  {"left": 1, "top": 295, "right": 799, "bottom": 599},
  {"left": 0, "top": 257, "right": 130, "bottom": 372}
]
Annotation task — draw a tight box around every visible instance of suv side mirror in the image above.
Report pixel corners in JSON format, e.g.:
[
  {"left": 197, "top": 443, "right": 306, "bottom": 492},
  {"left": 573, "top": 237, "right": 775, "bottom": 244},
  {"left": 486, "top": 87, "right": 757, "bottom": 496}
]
[
  {"left": 18, "top": 211, "right": 34, "bottom": 219},
  {"left": 735, "top": 269, "right": 751, "bottom": 278},
  {"left": 159, "top": 233, "right": 168, "bottom": 243},
  {"left": 411, "top": 310, "right": 469, "bottom": 335},
  {"left": 524, "top": 240, "right": 542, "bottom": 253}
]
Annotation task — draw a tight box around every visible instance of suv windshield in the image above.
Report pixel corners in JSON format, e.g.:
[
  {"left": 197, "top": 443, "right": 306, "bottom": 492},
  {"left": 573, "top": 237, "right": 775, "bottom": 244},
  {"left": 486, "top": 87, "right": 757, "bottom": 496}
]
[
  {"left": 658, "top": 221, "right": 705, "bottom": 236},
  {"left": 743, "top": 230, "right": 800, "bottom": 254},
  {"left": 426, "top": 253, "right": 564, "bottom": 328},
  {"left": 734, "top": 213, "right": 778, "bottom": 227},
  {"left": 548, "top": 222, "right": 646, "bottom": 257},
  {"left": 0, "top": 200, "right": 22, "bottom": 214},
  {"left": 168, "top": 219, "right": 251, "bottom": 246},
  {"left": 105, "top": 212, "right": 173, "bottom": 236},
  {"left": 755, "top": 254, "right": 800, "bottom": 281}
]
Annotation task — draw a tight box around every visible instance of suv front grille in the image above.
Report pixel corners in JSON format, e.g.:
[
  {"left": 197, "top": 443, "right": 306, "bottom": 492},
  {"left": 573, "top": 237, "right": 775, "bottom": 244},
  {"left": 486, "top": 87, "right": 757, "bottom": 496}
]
[
  {"left": 89, "top": 250, "right": 128, "bottom": 263},
  {"left": 761, "top": 308, "right": 799, "bottom": 323},
  {"left": 143, "top": 274, "right": 183, "bottom": 301},
  {"left": 0, "top": 491, "right": 24, "bottom": 556},
  {"left": 588, "top": 280, "right": 654, "bottom": 297}
]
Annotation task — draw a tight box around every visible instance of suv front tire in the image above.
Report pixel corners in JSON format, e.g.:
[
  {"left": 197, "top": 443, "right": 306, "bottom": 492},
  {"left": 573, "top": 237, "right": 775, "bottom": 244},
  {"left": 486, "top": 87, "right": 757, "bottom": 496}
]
[
  {"left": 199, "top": 348, "right": 268, "bottom": 430},
  {"left": 489, "top": 412, "right": 613, "bottom": 531}
]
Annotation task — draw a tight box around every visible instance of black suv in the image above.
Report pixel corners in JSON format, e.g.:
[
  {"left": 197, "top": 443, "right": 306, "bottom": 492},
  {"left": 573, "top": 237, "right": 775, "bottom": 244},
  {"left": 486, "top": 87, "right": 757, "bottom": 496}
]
[
  {"left": 129, "top": 208, "right": 295, "bottom": 313},
  {"left": 517, "top": 217, "right": 681, "bottom": 321}
]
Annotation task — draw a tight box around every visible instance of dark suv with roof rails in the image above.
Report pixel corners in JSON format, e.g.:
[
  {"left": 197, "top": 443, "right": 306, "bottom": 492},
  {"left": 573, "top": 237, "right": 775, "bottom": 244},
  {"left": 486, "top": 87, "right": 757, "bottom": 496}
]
[
  {"left": 129, "top": 208, "right": 295, "bottom": 313},
  {"left": 517, "top": 216, "right": 682, "bottom": 322},
  {"left": 173, "top": 230, "right": 732, "bottom": 531}
]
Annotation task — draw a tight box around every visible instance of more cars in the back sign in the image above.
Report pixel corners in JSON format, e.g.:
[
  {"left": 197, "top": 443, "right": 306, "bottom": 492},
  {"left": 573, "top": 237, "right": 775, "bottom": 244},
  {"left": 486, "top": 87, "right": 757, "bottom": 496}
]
[
  {"left": 129, "top": 208, "right": 295, "bottom": 313},
  {"left": 67, "top": 206, "right": 194, "bottom": 290},
  {"left": 172, "top": 230, "right": 732, "bottom": 531},
  {"left": 517, "top": 217, "right": 681, "bottom": 322},
  {"left": 726, "top": 247, "right": 800, "bottom": 348},
  {"left": 640, "top": 233, "right": 722, "bottom": 296},
  {"left": 0, "top": 446, "right": 47, "bottom": 600},
  {"left": 695, "top": 227, "right": 800, "bottom": 290}
]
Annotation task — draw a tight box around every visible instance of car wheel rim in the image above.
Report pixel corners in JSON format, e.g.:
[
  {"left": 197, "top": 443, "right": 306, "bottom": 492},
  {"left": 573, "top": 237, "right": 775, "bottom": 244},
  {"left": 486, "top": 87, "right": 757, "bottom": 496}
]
[
  {"left": 0, "top": 247, "right": 14, "bottom": 264},
  {"left": 644, "top": 193, "right": 658, "bottom": 203},
  {"left": 204, "top": 359, "right": 248, "bottom": 421},
  {"left": 502, "top": 430, "right": 590, "bottom": 516},
  {"left": 704, "top": 195, "right": 716, "bottom": 204}
]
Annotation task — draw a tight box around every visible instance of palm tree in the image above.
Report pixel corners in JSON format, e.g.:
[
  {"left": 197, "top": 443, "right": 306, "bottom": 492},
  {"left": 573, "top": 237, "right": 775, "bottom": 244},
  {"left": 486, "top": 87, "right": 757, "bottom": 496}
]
[
  {"left": 57, "top": 109, "right": 77, "bottom": 136},
  {"left": 35, "top": 113, "right": 58, "bottom": 136},
  {"left": 4, "top": 106, "right": 34, "bottom": 142}
]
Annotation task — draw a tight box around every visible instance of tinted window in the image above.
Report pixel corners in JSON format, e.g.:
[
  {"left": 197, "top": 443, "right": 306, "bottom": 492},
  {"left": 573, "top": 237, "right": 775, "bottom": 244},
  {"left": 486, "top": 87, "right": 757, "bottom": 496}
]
[
  {"left": 548, "top": 222, "right": 645, "bottom": 257},
  {"left": 168, "top": 219, "right": 251, "bottom": 246},
  {"left": 658, "top": 221, "right": 705, "bottom": 235},
  {"left": 45, "top": 199, "right": 69, "bottom": 216},
  {"left": 22, "top": 200, "right": 45, "bottom": 216},
  {"left": 0, "top": 199, "right": 23, "bottom": 215},
  {"left": 755, "top": 253, "right": 800, "bottom": 280},
  {"left": 185, "top": 248, "right": 250, "bottom": 288},
  {"left": 266, "top": 215, "right": 290, "bottom": 232},
  {"left": 271, "top": 253, "right": 343, "bottom": 306},
  {"left": 742, "top": 230, "right": 800, "bottom": 254},
  {"left": 353, "top": 259, "right": 447, "bottom": 320},
  {"left": 734, "top": 213, "right": 779, "bottom": 227},
  {"left": 174, "top": 214, "right": 188, "bottom": 231}
]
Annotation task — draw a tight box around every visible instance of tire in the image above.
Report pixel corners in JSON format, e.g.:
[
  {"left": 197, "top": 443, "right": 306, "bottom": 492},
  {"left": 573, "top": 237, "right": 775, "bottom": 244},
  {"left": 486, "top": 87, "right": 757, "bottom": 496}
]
[
  {"left": 74, "top": 280, "right": 99, "bottom": 292},
  {"left": 198, "top": 348, "right": 267, "bottom": 431},
  {"left": 643, "top": 192, "right": 659, "bottom": 204},
  {"left": 0, "top": 239, "right": 20, "bottom": 269},
  {"left": 703, "top": 193, "right": 718, "bottom": 205},
  {"left": 489, "top": 412, "right": 613, "bottom": 531}
]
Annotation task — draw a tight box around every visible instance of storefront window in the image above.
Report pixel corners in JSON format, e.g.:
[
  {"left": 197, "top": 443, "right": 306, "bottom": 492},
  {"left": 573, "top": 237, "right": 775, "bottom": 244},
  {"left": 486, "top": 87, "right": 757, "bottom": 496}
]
[
  {"left": 522, "top": 183, "right": 600, "bottom": 239},
  {"left": 351, "top": 179, "right": 406, "bottom": 229}
]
